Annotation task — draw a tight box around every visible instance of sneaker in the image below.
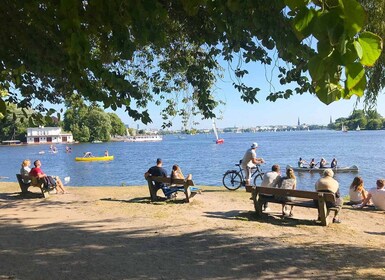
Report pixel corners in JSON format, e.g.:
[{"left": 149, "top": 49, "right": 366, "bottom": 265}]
[{"left": 333, "top": 218, "right": 342, "bottom": 224}]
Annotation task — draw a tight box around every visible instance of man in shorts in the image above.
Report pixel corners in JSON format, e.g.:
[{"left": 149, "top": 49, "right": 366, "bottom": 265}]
[{"left": 241, "top": 142, "right": 264, "bottom": 187}]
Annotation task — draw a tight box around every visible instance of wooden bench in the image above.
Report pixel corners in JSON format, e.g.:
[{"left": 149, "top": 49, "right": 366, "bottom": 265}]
[
  {"left": 146, "top": 176, "right": 198, "bottom": 203},
  {"left": 252, "top": 186, "right": 340, "bottom": 226},
  {"left": 16, "top": 174, "right": 51, "bottom": 198}
]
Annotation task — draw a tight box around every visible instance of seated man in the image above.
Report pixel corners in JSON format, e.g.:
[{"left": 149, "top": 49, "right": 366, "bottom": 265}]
[
  {"left": 259, "top": 164, "right": 281, "bottom": 211},
  {"left": 144, "top": 158, "right": 173, "bottom": 199},
  {"left": 315, "top": 169, "right": 342, "bottom": 223},
  {"left": 29, "top": 160, "right": 67, "bottom": 194},
  {"left": 359, "top": 179, "right": 385, "bottom": 210}
]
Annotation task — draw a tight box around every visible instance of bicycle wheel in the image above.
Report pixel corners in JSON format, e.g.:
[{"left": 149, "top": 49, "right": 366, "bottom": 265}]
[
  {"left": 222, "top": 171, "right": 242, "bottom": 190},
  {"left": 253, "top": 172, "right": 264, "bottom": 187}
]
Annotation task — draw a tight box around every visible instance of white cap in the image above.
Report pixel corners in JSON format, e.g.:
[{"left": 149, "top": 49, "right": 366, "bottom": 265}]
[{"left": 251, "top": 142, "right": 258, "bottom": 149}]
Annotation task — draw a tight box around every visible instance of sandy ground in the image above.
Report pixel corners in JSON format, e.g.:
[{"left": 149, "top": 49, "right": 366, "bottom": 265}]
[{"left": 0, "top": 182, "right": 384, "bottom": 280}]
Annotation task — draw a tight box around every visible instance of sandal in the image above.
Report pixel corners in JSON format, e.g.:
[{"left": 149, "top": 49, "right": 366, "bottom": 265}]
[{"left": 333, "top": 218, "right": 342, "bottom": 224}]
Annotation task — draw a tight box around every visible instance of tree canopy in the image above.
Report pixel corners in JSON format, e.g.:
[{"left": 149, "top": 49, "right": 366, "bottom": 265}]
[{"left": 0, "top": 0, "right": 383, "bottom": 127}]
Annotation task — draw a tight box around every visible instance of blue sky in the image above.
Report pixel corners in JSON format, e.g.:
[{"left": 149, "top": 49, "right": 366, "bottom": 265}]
[{"left": 115, "top": 60, "right": 385, "bottom": 130}]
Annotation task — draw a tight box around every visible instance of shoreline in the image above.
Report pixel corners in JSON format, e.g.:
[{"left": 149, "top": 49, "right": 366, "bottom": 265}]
[{"left": 1, "top": 182, "right": 384, "bottom": 279}]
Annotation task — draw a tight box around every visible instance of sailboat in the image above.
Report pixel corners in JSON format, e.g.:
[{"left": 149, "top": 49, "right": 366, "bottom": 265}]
[
  {"left": 356, "top": 125, "right": 361, "bottom": 131},
  {"left": 212, "top": 120, "right": 224, "bottom": 144}
]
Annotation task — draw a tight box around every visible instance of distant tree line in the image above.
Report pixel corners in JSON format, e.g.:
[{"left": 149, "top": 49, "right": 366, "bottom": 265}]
[
  {"left": 328, "top": 110, "right": 385, "bottom": 130},
  {"left": 0, "top": 97, "right": 127, "bottom": 142}
]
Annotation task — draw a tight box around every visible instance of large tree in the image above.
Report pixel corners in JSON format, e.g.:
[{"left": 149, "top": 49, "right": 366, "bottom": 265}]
[{"left": 0, "top": 0, "right": 382, "bottom": 127}]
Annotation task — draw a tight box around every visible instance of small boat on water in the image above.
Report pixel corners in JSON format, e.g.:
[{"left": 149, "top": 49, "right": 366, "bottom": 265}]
[
  {"left": 213, "top": 120, "right": 224, "bottom": 144},
  {"left": 75, "top": 156, "right": 114, "bottom": 161},
  {"left": 287, "top": 165, "right": 359, "bottom": 173},
  {"left": 124, "top": 135, "right": 162, "bottom": 142}
]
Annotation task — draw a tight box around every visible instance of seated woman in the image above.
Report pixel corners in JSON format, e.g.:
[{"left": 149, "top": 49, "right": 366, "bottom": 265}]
[
  {"left": 349, "top": 176, "right": 368, "bottom": 205},
  {"left": 29, "top": 160, "right": 67, "bottom": 194},
  {"left": 169, "top": 165, "right": 186, "bottom": 192},
  {"left": 319, "top": 158, "right": 327, "bottom": 168},
  {"left": 275, "top": 167, "right": 296, "bottom": 217},
  {"left": 20, "top": 159, "right": 32, "bottom": 184}
]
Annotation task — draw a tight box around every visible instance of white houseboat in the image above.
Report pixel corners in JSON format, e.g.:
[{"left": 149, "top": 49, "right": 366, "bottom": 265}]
[
  {"left": 26, "top": 126, "right": 74, "bottom": 144},
  {"left": 124, "top": 135, "right": 163, "bottom": 142}
]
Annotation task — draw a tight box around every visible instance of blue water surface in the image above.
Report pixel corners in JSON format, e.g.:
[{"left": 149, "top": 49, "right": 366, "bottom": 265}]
[{"left": 1, "top": 130, "right": 384, "bottom": 196}]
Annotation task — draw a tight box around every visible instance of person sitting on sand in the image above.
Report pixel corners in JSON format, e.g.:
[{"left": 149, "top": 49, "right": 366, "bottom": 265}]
[
  {"left": 83, "top": 152, "right": 93, "bottom": 158},
  {"left": 315, "top": 169, "right": 343, "bottom": 223},
  {"left": 349, "top": 176, "right": 368, "bottom": 205},
  {"left": 29, "top": 160, "right": 67, "bottom": 194},
  {"left": 358, "top": 179, "right": 385, "bottom": 210},
  {"left": 275, "top": 167, "right": 296, "bottom": 217},
  {"left": 20, "top": 159, "right": 32, "bottom": 184}
]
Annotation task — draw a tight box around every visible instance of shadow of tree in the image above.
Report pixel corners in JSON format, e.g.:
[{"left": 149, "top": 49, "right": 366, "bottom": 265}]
[
  {"left": 100, "top": 197, "right": 187, "bottom": 205},
  {"left": 0, "top": 217, "right": 384, "bottom": 279},
  {"left": 205, "top": 210, "right": 319, "bottom": 227}
]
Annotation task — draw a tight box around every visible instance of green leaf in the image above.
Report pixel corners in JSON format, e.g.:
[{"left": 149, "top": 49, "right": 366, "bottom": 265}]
[
  {"left": 293, "top": 8, "right": 315, "bottom": 39},
  {"left": 315, "top": 82, "right": 342, "bottom": 105},
  {"left": 0, "top": 99, "right": 6, "bottom": 115},
  {"left": 339, "top": 0, "right": 366, "bottom": 37},
  {"left": 344, "top": 74, "right": 366, "bottom": 99},
  {"left": 353, "top": 41, "right": 363, "bottom": 59},
  {"left": 345, "top": 63, "right": 364, "bottom": 90},
  {"left": 357, "top": 32, "right": 383, "bottom": 66},
  {"left": 308, "top": 56, "right": 325, "bottom": 81}
]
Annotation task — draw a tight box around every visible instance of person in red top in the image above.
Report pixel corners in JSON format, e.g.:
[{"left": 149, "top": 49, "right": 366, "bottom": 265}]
[{"left": 29, "top": 160, "right": 67, "bottom": 194}]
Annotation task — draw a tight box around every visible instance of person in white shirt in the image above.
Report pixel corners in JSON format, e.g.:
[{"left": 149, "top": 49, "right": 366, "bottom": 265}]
[
  {"left": 359, "top": 179, "right": 385, "bottom": 210},
  {"left": 241, "top": 142, "right": 264, "bottom": 187},
  {"left": 260, "top": 164, "right": 281, "bottom": 211}
]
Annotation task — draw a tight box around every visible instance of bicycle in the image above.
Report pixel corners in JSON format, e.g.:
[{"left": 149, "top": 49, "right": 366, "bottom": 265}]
[{"left": 222, "top": 160, "right": 264, "bottom": 190}]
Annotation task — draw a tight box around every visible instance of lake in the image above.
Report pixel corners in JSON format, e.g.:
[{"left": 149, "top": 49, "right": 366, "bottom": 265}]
[{"left": 1, "top": 130, "right": 384, "bottom": 196}]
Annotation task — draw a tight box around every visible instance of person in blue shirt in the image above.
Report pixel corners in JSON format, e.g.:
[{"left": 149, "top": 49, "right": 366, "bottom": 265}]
[{"left": 144, "top": 158, "right": 173, "bottom": 199}]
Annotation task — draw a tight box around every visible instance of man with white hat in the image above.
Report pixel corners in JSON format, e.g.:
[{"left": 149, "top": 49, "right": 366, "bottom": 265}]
[{"left": 241, "top": 142, "right": 265, "bottom": 187}]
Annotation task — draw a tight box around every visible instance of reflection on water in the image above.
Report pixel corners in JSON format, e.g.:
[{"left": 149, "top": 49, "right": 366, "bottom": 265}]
[{"left": 0, "top": 130, "right": 384, "bottom": 196}]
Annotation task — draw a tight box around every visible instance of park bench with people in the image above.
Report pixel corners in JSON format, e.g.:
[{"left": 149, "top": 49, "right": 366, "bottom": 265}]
[
  {"left": 146, "top": 175, "right": 199, "bottom": 203},
  {"left": 16, "top": 174, "right": 52, "bottom": 198},
  {"left": 252, "top": 186, "right": 340, "bottom": 226}
]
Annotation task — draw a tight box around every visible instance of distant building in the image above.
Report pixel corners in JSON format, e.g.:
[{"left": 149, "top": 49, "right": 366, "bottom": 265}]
[{"left": 26, "top": 127, "right": 74, "bottom": 144}]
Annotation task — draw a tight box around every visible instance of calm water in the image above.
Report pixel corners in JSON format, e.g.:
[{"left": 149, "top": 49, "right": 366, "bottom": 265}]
[{"left": 1, "top": 130, "right": 384, "bottom": 196}]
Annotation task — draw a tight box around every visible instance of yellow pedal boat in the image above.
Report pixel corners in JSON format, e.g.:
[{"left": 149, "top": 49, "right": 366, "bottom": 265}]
[{"left": 75, "top": 156, "right": 114, "bottom": 161}]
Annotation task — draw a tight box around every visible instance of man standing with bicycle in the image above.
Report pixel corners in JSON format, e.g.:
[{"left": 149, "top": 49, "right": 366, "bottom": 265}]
[{"left": 241, "top": 142, "right": 265, "bottom": 187}]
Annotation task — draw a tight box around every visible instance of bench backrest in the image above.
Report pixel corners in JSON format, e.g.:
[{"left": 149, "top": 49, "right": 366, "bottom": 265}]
[
  {"left": 254, "top": 186, "right": 336, "bottom": 203},
  {"left": 147, "top": 176, "right": 194, "bottom": 186}
]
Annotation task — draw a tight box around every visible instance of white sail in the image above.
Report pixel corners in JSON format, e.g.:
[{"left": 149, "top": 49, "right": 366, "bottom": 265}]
[
  {"left": 212, "top": 120, "right": 219, "bottom": 140},
  {"left": 356, "top": 125, "right": 360, "bottom": 131}
]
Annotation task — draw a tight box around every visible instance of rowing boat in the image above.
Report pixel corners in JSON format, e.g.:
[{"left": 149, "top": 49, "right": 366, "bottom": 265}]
[
  {"left": 287, "top": 164, "right": 359, "bottom": 173},
  {"left": 75, "top": 156, "right": 114, "bottom": 161}
]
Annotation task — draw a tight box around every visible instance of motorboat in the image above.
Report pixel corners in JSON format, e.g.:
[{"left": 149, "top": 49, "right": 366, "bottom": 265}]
[
  {"left": 75, "top": 156, "right": 114, "bottom": 161},
  {"left": 287, "top": 164, "right": 359, "bottom": 173}
]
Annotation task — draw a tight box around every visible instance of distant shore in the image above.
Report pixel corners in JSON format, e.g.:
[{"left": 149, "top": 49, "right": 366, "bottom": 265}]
[{"left": 0, "top": 182, "right": 384, "bottom": 279}]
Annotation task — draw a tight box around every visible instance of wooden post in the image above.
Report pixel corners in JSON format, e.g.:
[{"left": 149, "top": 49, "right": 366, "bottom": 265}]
[
  {"left": 317, "top": 193, "right": 328, "bottom": 226},
  {"left": 253, "top": 188, "right": 263, "bottom": 217},
  {"left": 146, "top": 177, "right": 158, "bottom": 202}
]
